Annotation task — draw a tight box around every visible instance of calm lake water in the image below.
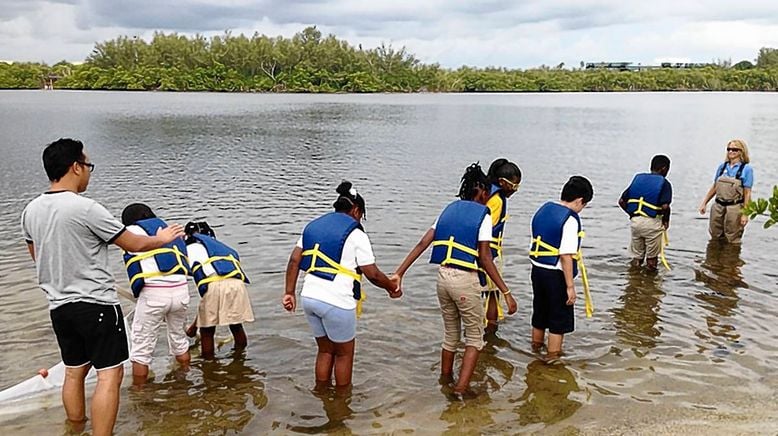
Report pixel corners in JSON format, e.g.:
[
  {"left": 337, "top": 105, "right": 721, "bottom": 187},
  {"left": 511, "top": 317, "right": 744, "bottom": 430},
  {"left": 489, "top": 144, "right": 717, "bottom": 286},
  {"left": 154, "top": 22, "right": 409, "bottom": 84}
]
[{"left": 0, "top": 90, "right": 777, "bottom": 434}]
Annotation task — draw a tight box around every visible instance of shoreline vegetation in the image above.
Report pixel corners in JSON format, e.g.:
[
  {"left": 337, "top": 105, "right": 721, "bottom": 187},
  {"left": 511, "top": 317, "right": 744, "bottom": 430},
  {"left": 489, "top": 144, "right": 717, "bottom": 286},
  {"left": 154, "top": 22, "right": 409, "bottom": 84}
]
[{"left": 2, "top": 27, "right": 778, "bottom": 93}]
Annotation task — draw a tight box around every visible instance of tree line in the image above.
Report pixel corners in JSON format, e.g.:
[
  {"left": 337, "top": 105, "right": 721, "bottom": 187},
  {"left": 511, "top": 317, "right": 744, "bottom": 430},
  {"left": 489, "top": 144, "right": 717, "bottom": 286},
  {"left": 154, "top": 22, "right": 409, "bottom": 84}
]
[{"left": 2, "top": 27, "right": 778, "bottom": 92}]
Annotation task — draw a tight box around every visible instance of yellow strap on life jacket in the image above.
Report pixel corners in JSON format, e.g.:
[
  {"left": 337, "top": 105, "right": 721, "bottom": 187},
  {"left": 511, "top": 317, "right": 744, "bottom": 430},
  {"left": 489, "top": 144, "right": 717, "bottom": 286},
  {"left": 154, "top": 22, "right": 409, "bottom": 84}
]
[
  {"left": 355, "top": 287, "right": 366, "bottom": 319},
  {"left": 192, "top": 255, "right": 246, "bottom": 287},
  {"left": 124, "top": 246, "right": 189, "bottom": 289},
  {"left": 302, "top": 243, "right": 365, "bottom": 317},
  {"left": 301, "top": 243, "right": 361, "bottom": 281},
  {"left": 659, "top": 230, "right": 671, "bottom": 271},
  {"left": 627, "top": 197, "right": 661, "bottom": 217},
  {"left": 489, "top": 214, "right": 510, "bottom": 255},
  {"left": 432, "top": 236, "right": 480, "bottom": 270},
  {"left": 572, "top": 231, "right": 593, "bottom": 318},
  {"left": 529, "top": 235, "right": 560, "bottom": 258}
]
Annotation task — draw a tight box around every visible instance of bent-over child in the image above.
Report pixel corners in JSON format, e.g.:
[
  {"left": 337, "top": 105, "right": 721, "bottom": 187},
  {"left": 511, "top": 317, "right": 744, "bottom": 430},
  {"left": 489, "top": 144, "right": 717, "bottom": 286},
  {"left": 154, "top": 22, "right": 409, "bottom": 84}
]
[
  {"left": 121, "top": 203, "right": 192, "bottom": 386},
  {"left": 184, "top": 221, "right": 254, "bottom": 359}
]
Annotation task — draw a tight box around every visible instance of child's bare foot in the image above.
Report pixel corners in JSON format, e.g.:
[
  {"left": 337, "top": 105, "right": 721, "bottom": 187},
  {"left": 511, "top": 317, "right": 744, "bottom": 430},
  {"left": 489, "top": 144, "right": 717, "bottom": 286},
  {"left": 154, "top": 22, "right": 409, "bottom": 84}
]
[
  {"left": 452, "top": 385, "right": 479, "bottom": 399},
  {"left": 531, "top": 341, "right": 545, "bottom": 353},
  {"left": 544, "top": 351, "right": 563, "bottom": 364},
  {"left": 185, "top": 324, "right": 197, "bottom": 338}
]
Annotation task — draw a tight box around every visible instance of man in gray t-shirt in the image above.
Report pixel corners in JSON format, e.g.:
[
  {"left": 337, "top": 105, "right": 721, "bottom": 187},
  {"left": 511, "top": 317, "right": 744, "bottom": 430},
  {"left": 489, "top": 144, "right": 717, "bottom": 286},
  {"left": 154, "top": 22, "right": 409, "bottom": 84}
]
[{"left": 21, "top": 138, "right": 184, "bottom": 436}]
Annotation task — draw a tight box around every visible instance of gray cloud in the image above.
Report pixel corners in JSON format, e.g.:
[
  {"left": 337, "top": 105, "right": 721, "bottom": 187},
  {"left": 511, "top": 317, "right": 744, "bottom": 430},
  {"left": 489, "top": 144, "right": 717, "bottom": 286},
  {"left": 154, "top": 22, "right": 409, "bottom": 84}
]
[{"left": 2, "top": 0, "right": 778, "bottom": 66}]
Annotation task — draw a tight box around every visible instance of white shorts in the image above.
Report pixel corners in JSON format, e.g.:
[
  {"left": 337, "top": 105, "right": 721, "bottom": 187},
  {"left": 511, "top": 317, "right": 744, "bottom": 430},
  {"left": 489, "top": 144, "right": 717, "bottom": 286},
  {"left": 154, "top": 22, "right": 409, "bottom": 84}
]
[{"left": 130, "top": 284, "right": 191, "bottom": 366}]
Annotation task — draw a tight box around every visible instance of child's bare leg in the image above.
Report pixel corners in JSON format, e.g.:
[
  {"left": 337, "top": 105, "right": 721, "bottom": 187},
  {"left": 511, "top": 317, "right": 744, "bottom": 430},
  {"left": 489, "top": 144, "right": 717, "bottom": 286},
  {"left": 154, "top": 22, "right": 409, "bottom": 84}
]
[
  {"left": 547, "top": 333, "right": 564, "bottom": 359},
  {"left": 314, "top": 336, "right": 335, "bottom": 390},
  {"left": 175, "top": 351, "right": 190, "bottom": 369},
  {"left": 453, "top": 346, "right": 480, "bottom": 393},
  {"left": 485, "top": 295, "right": 498, "bottom": 334},
  {"left": 332, "top": 339, "right": 355, "bottom": 390},
  {"left": 200, "top": 327, "right": 216, "bottom": 359},
  {"left": 532, "top": 327, "right": 545, "bottom": 352},
  {"left": 185, "top": 320, "right": 197, "bottom": 338},
  {"left": 440, "top": 348, "right": 456, "bottom": 383},
  {"left": 132, "top": 362, "right": 149, "bottom": 387},
  {"left": 229, "top": 324, "right": 247, "bottom": 349}
]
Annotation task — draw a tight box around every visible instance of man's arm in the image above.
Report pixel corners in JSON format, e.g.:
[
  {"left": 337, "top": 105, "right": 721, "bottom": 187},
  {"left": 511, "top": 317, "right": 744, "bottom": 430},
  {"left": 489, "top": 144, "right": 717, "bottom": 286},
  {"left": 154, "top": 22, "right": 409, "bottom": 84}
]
[{"left": 112, "top": 224, "right": 185, "bottom": 252}]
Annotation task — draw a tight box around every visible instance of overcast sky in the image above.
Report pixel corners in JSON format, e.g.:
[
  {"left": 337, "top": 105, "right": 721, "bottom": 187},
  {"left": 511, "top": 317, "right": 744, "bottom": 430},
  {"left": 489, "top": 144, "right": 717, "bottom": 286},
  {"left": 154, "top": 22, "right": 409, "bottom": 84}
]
[{"left": 2, "top": 0, "right": 778, "bottom": 68}]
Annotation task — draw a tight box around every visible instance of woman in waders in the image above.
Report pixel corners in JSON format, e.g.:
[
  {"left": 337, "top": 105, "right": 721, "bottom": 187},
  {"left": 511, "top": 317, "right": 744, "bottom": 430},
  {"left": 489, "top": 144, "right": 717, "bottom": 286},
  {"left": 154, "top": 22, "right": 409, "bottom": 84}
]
[{"left": 698, "top": 139, "right": 754, "bottom": 244}]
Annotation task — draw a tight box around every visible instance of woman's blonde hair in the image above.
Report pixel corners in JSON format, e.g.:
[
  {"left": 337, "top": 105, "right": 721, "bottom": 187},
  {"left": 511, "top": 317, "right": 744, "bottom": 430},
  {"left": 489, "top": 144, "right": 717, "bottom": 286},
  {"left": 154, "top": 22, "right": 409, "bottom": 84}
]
[{"left": 724, "top": 139, "right": 750, "bottom": 164}]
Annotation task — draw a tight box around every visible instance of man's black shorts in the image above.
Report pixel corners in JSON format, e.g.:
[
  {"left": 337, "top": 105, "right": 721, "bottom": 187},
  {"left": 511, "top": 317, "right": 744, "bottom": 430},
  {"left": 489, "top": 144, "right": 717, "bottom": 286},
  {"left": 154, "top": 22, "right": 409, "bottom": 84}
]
[
  {"left": 50, "top": 301, "right": 129, "bottom": 370},
  {"left": 531, "top": 266, "right": 574, "bottom": 334}
]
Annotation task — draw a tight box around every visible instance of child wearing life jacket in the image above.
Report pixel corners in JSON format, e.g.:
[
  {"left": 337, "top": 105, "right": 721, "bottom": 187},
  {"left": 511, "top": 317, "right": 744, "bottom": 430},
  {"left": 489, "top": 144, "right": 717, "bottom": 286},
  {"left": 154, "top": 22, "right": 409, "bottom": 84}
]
[
  {"left": 618, "top": 155, "right": 672, "bottom": 271},
  {"left": 183, "top": 221, "right": 254, "bottom": 359},
  {"left": 121, "top": 203, "right": 192, "bottom": 386},
  {"left": 282, "top": 181, "right": 401, "bottom": 393},
  {"left": 394, "top": 163, "right": 518, "bottom": 396},
  {"left": 528, "top": 176, "right": 593, "bottom": 360},
  {"left": 483, "top": 158, "right": 522, "bottom": 334}
]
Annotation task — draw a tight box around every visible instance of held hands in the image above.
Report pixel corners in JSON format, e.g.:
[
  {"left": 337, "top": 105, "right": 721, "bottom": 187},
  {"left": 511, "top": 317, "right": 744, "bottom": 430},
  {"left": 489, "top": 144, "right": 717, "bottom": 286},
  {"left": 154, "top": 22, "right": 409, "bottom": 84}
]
[
  {"left": 157, "top": 224, "right": 185, "bottom": 243},
  {"left": 387, "top": 274, "right": 403, "bottom": 299},
  {"left": 566, "top": 286, "right": 576, "bottom": 306},
  {"left": 282, "top": 294, "right": 296, "bottom": 312}
]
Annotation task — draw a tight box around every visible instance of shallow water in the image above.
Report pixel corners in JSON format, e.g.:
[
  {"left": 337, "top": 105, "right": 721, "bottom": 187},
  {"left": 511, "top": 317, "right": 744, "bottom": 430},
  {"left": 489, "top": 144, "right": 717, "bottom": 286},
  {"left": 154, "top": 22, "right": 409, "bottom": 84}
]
[{"left": 0, "top": 91, "right": 777, "bottom": 434}]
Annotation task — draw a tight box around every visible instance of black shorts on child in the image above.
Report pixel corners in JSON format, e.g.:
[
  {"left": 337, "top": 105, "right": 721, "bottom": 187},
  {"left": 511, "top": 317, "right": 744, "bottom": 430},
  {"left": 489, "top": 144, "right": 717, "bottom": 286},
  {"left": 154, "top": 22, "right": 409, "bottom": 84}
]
[
  {"left": 531, "top": 266, "right": 574, "bottom": 334},
  {"left": 50, "top": 301, "right": 129, "bottom": 370}
]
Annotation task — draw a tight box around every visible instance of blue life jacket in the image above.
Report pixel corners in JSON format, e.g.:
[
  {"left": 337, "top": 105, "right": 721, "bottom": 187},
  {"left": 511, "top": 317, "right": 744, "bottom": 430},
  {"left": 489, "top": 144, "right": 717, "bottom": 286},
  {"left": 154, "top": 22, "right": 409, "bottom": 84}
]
[
  {"left": 299, "top": 212, "right": 364, "bottom": 301},
  {"left": 625, "top": 173, "right": 666, "bottom": 218},
  {"left": 529, "top": 202, "right": 582, "bottom": 277},
  {"left": 489, "top": 184, "right": 508, "bottom": 258},
  {"left": 189, "top": 234, "right": 249, "bottom": 297},
  {"left": 123, "top": 217, "right": 190, "bottom": 298},
  {"left": 430, "top": 200, "right": 490, "bottom": 286}
]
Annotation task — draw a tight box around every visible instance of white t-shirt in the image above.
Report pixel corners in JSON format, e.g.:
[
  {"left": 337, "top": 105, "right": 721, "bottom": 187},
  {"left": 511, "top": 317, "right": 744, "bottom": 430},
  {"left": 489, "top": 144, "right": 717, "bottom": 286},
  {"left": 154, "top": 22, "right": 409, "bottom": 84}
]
[
  {"left": 186, "top": 241, "right": 216, "bottom": 276},
  {"left": 297, "top": 228, "right": 376, "bottom": 310},
  {"left": 431, "top": 215, "right": 493, "bottom": 242},
  {"left": 529, "top": 216, "right": 581, "bottom": 271},
  {"left": 126, "top": 224, "right": 188, "bottom": 287}
]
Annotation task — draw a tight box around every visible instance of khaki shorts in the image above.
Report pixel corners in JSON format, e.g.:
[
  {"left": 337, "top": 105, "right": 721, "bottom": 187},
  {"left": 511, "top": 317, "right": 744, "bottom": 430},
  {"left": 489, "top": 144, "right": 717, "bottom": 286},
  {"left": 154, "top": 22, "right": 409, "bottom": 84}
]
[
  {"left": 436, "top": 266, "right": 484, "bottom": 352},
  {"left": 197, "top": 278, "right": 255, "bottom": 327},
  {"left": 630, "top": 215, "right": 664, "bottom": 259}
]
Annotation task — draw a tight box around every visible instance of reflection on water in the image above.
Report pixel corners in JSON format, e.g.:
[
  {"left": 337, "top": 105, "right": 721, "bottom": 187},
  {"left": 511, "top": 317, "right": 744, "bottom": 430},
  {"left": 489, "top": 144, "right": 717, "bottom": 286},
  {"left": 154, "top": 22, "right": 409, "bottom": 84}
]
[
  {"left": 475, "top": 336, "right": 517, "bottom": 392},
  {"left": 125, "top": 351, "right": 267, "bottom": 435},
  {"left": 694, "top": 240, "right": 745, "bottom": 348},
  {"left": 515, "top": 360, "right": 582, "bottom": 426},
  {"left": 286, "top": 388, "right": 355, "bottom": 435},
  {"left": 612, "top": 267, "right": 666, "bottom": 351}
]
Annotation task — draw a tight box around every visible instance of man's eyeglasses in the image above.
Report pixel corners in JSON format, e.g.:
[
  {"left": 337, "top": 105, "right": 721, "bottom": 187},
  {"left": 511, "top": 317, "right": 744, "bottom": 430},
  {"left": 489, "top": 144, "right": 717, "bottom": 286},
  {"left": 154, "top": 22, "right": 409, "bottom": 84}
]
[
  {"left": 500, "top": 177, "right": 520, "bottom": 191},
  {"left": 726, "top": 148, "right": 741, "bottom": 153},
  {"left": 78, "top": 161, "right": 95, "bottom": 172}
]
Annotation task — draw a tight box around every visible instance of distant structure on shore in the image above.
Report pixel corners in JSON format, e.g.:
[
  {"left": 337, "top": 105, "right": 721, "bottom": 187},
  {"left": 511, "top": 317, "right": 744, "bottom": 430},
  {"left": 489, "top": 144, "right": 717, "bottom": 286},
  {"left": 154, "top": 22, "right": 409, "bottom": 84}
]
[
  {"left": 585, "top": 62, "right": 714, "bottom": 71},
  {"left": 43, "top": 74, "right": 60, "bottom": 90}
]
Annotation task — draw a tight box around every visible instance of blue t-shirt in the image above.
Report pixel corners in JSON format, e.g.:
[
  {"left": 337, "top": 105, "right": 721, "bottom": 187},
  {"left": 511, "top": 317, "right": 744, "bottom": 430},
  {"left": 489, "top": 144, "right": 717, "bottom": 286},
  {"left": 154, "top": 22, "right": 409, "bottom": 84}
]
[{"left": 714, "top": 162, "right": 754, "bottom": 189}]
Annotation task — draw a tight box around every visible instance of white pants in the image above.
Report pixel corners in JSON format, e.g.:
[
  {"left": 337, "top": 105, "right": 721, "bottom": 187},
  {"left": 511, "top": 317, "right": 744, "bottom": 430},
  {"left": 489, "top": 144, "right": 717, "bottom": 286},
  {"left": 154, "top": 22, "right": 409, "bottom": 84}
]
[{"left": 130, "top": 284, "right": 190, "bottom": 366}]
